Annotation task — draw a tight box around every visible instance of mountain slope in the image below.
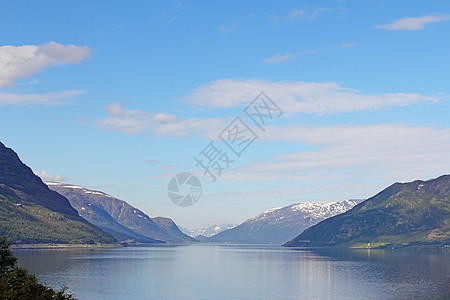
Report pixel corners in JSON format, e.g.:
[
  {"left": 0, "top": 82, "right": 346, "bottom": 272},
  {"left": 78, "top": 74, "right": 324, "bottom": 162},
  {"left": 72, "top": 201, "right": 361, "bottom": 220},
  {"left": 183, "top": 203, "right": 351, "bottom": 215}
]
[
  {"left": 206, "top": 200, "right": 362, "bottom": 244},
  {"left": 285, "top": 175, "right": 450, "bottom": 248},
  {"left": 151, "top": 217, "right": 197, "bottom": 242},
  {"left": 47, "top": 182, "right": 196, "bottom": 243},
  {"left": 0, "top": 141, "right": 115, "bottom": 244}
]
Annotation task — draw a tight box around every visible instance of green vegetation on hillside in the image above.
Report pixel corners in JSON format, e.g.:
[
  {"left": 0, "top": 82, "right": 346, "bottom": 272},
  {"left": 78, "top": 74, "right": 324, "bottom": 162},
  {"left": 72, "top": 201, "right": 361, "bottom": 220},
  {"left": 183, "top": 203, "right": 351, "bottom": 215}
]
[
  {"left": 285, "top": 175, "right": 450, "bottom": 249},
  {"left": 0, "top": 185, "right": 115, "bottom": 244},
  {"left": 0, "top": 141, "right": 116, "bottom": 244}
]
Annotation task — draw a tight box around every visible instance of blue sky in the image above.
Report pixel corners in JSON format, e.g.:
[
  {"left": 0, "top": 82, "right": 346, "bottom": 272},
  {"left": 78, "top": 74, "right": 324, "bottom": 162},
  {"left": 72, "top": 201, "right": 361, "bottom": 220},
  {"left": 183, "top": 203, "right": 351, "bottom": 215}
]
[{"left": 1, "top": 0, "right": 449, "bottom": 229}]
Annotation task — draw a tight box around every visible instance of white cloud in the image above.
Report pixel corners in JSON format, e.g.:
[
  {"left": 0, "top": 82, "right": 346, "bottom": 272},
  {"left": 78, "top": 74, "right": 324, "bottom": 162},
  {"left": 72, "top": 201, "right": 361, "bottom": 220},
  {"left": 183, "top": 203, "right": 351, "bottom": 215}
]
[
  {"left": 0, "top": 41, "right": 93, "bottom": 88},
  {"left": 149, "top": 122, "right": 450, "bottom": 202},
  {"left": 97, "top": 103, "right": 153, "bottom": 134},
  {"left": 93, "top": 102, "right": 449, "bottom": 198},
  {"left": 263, "top": 53, "right": 295, "bottom": 63},
  {"left": 226, "top": 124, "right": 450, "bottom": 183},
  {"left": 153, "top": 117, "right": 226, "bottom": 138},
  {"left": 183, "top": 79, "right": 444, "bottom": 113},
  {"left": 151, "top": 113, "right": 177, "bottom": 123},
  {"left": 0, "top": 90, "right": 85, "bottom": 106},
  {"left": 374, "top": 14, "right": 450, "bottom": 31},
  {"left": 95, "top": 103, "right": 226, "bottom": 138},
  {"left": 94, "top": 106, "right": 450, "bottom": 185},
  {"left": 35, "top": 171, "right": 67, "bottom": 182},
  {"left": 92, "top": 80, "right": 446, "bottom": 143}
]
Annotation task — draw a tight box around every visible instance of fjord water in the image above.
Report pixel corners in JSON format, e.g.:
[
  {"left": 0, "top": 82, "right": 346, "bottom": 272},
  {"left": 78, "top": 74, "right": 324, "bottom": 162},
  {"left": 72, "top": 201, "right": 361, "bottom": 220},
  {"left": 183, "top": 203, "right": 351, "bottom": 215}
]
[{"left": 15, "top": 245, "right": 449, "bottom": 300}]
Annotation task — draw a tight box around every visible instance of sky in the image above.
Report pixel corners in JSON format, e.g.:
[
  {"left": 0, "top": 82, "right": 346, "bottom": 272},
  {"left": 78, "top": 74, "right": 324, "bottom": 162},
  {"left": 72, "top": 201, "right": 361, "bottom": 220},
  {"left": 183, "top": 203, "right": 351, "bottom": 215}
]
[{"left": 0, "top": 0, "right": 449, "bottom": 229}]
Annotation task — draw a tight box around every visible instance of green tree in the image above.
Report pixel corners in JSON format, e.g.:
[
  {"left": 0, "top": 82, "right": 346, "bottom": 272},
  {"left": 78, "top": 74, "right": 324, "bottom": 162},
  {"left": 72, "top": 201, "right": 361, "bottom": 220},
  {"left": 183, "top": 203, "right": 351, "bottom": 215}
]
[{"left": 0, "top": 236, "right": 76, "bottom": 300}]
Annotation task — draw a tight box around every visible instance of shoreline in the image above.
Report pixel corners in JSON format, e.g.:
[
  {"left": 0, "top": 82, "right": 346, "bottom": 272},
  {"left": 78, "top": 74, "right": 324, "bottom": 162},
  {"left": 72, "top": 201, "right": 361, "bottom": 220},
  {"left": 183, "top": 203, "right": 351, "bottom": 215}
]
[{"left": 10, "top": 243, "right": 123, "bottom": 250}]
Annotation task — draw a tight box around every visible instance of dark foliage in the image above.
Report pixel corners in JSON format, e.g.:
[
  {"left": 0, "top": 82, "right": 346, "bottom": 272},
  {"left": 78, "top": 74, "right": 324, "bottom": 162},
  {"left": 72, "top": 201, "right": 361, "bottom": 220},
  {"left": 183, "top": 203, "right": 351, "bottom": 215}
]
[{"left": 0, "top": 236, "right": 76, "bottom": 299}]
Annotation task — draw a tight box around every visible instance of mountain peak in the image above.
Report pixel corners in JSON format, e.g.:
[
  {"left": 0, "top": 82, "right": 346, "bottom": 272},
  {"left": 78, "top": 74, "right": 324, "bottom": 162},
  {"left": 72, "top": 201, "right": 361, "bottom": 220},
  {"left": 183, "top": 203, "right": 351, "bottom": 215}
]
[{"left": 0, "top": 142, "right": 46, "bottom": 189}]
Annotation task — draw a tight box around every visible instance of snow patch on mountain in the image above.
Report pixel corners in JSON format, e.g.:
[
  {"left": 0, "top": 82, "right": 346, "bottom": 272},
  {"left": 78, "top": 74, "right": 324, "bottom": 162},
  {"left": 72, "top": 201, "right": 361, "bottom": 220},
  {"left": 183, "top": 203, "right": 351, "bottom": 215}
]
[
  {"left": 181, "top": 224, "right": 237, "bottom": 237},
  {"left": 207, "top": 199, "right": 364, "bottom": 244},
  {"left": 46, "top": 182, "right": 114, "bottom": 198},
  {"left": 251, "top": 200, "right": 361, "bottom": 224}
]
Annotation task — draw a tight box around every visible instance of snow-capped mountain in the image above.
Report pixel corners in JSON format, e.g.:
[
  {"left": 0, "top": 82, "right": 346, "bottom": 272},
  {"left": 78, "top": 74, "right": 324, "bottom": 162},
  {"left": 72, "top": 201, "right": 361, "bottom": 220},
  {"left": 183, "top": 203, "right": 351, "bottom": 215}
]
[
  {"left": 180, "top": 224, "right": 237, "bottom": 238},
  {"left": 206, "top": 199, "right": 363, "bottom": 245},
  {"left": 46, "top": 182, "right": 196, "bottom": 244}
]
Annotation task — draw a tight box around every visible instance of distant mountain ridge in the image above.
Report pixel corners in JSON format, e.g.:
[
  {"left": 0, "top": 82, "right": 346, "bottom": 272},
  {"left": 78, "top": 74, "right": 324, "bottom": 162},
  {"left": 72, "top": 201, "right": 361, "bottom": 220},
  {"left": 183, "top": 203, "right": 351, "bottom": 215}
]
[
  {"left": 285, "top": 175, "right": 450, "bottom": 248},
  {"left": 47, "top": 182, "right": 196, "bottom": 244},
  {"left": 180, "top": 224, "right": 237, "bottom": 237},
  {"left": 206, "top": 199, "right": 362, "bottom": 244},
  {"left": 0, "top": 141, "right": 115, "bottom": 244}
]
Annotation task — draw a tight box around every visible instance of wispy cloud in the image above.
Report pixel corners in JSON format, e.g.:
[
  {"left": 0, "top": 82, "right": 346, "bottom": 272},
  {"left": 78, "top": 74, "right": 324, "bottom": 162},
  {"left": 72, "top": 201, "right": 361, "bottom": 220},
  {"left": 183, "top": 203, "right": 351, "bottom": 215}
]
[
  {"left": 338, "top": 42, "right": 357, "bottom": 48},
  {"left": 219, "top": 25, "right": 235, "bottom": 36},
  {"left": 148, "top": 121, "right": 450, "bottom": 201},
  {"left": 151, "top": 113, "right": 177, "bottom": 123},
  {"left": 202, "top": 181, "right": 378, "bottom": 203},
  {"left": 266, "top": 14, "right": 281, "bottom": 27},
  {"left": 263, "top": 49, "right": 317, "bottom": 63},
  {"left": 374, "top": 14, "right": 450, "bottom": 31},
  {"left": 0, "top": 90, "right": 85, "bottom": 106},
  {"left": 222, "top": 124, "right": 450, "bottom": 184},
  {"left": 35, "top": 171, "right": 67, "bottom": 182},
  {"left": 266, "top": 6, "right": 331, "bottom": 27},
  {"left": 0, "top": 41, "right": 93, "bottom": 88},
  {"left": 95, "top": 102, "right": 226, "bottom": 138},
  {"left": 184, "top": 79, "right": 445, "bottom": 113},
  {"left": 96, "top": 102, "right": 153, "bottom": 134},
  {"left": 91, "top": 80, "right": 446, "bottom": 143},
  {"left": 161, "top": 0, "right": 186, "bottom": 27},
  {"left": 17, "top": 79, "right": 43, "bottom": 86},
  {"left": 153, "top": 116, "right": 226, "bottom": 138},
  {"left": 263, "top": 53, "right": 295, "bottom": 63},
  {"left": 286, "top": 7, "right": 331, "bottom": 21}
]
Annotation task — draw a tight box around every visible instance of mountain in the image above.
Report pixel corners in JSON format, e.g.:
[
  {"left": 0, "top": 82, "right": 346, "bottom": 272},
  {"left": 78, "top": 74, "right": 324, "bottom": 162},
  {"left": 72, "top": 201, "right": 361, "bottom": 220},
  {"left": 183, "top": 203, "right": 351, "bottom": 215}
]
[
  {"left": 0, "top": 141, "right": 115, "bottom": 244},
  {"left": 180, "top": 224, "right": 237, "bottom": 238},
  {"left": 192, "top": 235, "right": 210, "bottom": 242},
  {"left": 151, "top": 216, "right": 197, "bottom": 242},
  {"left": 47, "top": 182, "right": 197, "bottom": 244},
  {"left": 285, "top": 175, "right": 450, "bottom": 249},
  {"left": 206, "top": 200, "right": 362, "bottom": 244}
]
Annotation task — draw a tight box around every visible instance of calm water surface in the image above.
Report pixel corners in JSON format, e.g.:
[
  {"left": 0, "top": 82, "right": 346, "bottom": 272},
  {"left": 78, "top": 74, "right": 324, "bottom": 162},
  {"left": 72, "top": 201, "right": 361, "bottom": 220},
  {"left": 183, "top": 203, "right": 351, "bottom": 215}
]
[{"left": 14, "top": 245, "right": 449, "bottom": 300}]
